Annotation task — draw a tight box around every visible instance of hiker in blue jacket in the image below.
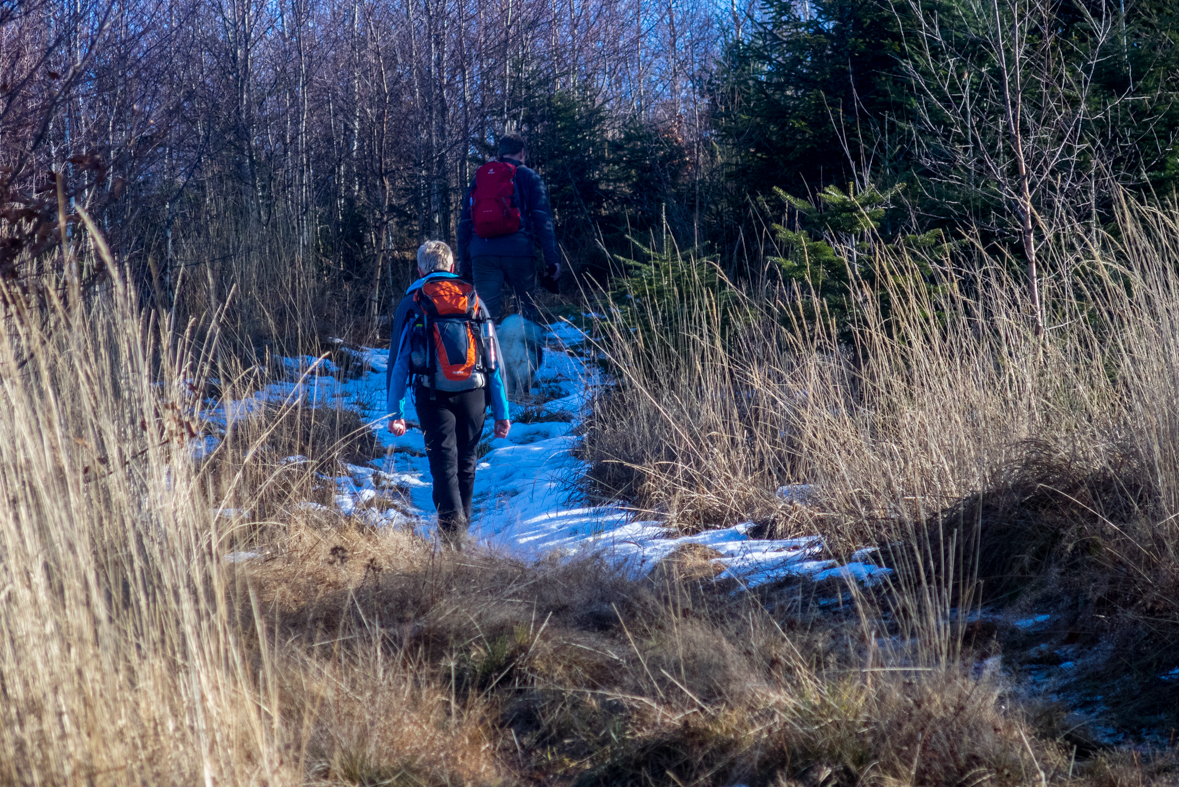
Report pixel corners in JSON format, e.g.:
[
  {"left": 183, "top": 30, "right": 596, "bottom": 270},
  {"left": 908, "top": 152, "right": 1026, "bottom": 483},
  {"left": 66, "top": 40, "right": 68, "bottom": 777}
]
[
  {"left": 387, "top": 241, "right": 511, "bottom": 548},
  {"left": 457, "top": 133, "right": 561, "bottom": 322}
]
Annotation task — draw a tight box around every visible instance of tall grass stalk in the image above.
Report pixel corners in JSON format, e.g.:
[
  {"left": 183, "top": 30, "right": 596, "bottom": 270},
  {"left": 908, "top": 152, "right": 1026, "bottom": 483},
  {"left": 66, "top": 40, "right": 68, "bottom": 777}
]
[
  {"left": 0, "top": 274, "right": 286, "bottom": 783},
  {"left": 584, "top": 198, "right": 1179, "bottom": 653},
  {"left": 6, "top": 203, "right": 1179, "bottom": 781}
]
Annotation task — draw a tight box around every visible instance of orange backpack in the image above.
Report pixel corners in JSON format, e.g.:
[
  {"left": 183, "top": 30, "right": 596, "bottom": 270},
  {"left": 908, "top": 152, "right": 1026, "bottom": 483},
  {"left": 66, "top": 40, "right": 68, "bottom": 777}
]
[{"left": 408, "top": 278, "right": 496, "bottom": 393}]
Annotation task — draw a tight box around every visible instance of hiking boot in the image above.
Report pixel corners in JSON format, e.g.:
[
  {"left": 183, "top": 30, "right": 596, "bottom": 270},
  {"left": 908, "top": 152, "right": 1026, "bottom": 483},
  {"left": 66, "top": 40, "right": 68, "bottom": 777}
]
[{"left": 437, "top": 517, "right": 468, "bottom": 551}]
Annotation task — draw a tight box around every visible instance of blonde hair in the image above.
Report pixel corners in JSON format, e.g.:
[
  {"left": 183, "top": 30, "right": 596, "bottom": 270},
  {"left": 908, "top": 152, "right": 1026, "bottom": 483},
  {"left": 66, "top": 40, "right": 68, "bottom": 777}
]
[{"left": 416, "top": 240, "right": 454, "bottom": 274}]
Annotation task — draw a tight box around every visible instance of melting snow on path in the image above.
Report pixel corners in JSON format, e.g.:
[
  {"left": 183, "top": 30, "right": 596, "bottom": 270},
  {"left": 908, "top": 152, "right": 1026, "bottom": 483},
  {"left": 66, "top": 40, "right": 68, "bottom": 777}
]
[{"left": 212, "top": 320, "right": 888, "bottom": 588}]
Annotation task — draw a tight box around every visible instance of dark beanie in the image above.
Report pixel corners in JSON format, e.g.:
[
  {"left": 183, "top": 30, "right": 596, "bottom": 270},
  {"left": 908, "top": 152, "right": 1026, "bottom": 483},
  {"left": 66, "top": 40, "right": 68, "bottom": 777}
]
[{"left": 498, "top": 134, "right": 525, "bottom": 157}]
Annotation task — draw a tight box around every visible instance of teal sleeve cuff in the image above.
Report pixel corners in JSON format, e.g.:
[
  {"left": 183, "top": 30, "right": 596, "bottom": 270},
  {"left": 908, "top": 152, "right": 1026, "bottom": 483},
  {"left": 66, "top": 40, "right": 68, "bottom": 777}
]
[
  {"left": 387, "top": 328, "right": 413, "bottom": 419},
  {"left": 489, "top": 366, "right": 510, "bottom": 422}
]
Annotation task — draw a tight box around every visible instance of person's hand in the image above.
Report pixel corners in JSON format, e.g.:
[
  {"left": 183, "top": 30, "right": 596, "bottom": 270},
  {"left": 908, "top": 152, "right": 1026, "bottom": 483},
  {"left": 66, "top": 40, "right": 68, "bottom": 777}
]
[
  {"left": 494, "top": 419, "right": 511, "bottom": 439},
  {"left": 387, "top": 418, "right": 407, "bottom": 437},
  {"left": 541, "top": 262, "right": 561, "bottom": 293}
]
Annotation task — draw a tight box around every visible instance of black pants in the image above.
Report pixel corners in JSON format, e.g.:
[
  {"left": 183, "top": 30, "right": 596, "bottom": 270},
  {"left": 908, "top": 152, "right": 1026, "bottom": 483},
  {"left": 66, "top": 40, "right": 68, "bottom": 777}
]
[
  {"left": 472, "top": 254, "right": 539, "bottom": 322},
  {"left": 416, "top": 386, "right": 487, "bottom": 545}
]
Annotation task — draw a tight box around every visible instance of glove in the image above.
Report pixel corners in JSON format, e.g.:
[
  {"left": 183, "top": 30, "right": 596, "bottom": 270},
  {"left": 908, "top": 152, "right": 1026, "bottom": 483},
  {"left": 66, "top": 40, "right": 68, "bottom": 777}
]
[{"left": 540, "top": 262, "right": 560, "bottom": 294}]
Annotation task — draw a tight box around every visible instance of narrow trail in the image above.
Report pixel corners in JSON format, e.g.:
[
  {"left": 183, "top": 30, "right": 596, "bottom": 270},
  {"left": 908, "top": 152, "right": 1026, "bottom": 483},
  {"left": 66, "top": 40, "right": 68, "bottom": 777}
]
[
  {"left": 208, "top": 322, "right": 1175, "bottom": 747},
  {"left": 216, "top": 319, "right": 887, "bottom": 587}
]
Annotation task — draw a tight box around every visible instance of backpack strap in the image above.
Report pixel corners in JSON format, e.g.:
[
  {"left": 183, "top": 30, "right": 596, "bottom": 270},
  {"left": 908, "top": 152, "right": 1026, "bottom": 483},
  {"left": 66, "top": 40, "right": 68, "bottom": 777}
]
[
  {"left": 410, "top": 293, "right": 438, "bottom": 400},
  {"left": 504, "top": 160, "right": 530, "bottom": 232},
  {"left": 415, "top": 286, "right": 438, "bottom": 319},
  {"left": 472, "top": 294, "right": 494, "bottom": 373}
]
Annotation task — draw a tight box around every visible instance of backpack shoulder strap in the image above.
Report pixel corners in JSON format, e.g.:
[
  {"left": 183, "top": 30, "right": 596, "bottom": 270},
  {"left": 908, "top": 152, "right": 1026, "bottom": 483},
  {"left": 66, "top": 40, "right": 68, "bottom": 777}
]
[
  {"left": 415, "top": 282, "right": 440, "bottom": 318},
  {"left": 511, "top": 165, "right": 531, "bottom": 226},
  {"left": 395, "top": 303, "right": 416, "bottom": 356},
  {"left": 463, "top": 283, "right": 481, "bottom": 320}
]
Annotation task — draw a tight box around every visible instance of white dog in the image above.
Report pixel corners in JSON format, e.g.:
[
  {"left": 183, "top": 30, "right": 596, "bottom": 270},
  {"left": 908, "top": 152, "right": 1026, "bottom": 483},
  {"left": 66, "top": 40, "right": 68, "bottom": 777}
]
[{"left": 496, "top": 314, "right": 544, "bottom": 400}]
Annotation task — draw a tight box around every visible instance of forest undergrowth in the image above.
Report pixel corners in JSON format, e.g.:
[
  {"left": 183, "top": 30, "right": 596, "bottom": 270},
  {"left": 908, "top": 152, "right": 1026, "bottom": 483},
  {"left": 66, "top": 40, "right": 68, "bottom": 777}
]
[
  {"left": 6, "top": 205, "right": 1179, "bottom": 784},
  {"left": 10, "top": 0, "right": 1179, "bottom": 778},
  {"left": 578, "top": 197, "right": 1179, "bottom": 739}
]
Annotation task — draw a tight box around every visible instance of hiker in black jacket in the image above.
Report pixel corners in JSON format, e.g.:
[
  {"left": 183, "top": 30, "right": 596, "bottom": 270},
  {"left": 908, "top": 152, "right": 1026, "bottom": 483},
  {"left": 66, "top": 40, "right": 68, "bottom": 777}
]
[{"left": 456, "top": 133, "right": 561, "bottom": 322}]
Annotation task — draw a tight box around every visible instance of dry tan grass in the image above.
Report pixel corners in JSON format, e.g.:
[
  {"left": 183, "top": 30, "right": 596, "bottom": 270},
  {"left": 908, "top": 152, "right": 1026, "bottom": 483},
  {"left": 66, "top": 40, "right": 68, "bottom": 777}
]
[
  {"left": 579, "top": 196, "right": 1179, "bottom": 733},
  {"left": 238, "top": 518, "right": 1084, "bottom": 787},
  {"left": 602, "top": 209, "right": 1179, "bottom": 543},
  {"left": 0, "top": 280, "right": 278, "bottom": 783},
  {"left": 6, "top": 219, "right": 1179, "bottom": 784}
]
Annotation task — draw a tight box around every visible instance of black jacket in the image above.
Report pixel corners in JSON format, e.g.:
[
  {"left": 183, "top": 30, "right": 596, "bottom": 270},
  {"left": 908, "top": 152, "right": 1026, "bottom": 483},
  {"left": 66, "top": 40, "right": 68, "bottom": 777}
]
[{"left": 456, "top": 158, "right": 560, "bottom": 278}]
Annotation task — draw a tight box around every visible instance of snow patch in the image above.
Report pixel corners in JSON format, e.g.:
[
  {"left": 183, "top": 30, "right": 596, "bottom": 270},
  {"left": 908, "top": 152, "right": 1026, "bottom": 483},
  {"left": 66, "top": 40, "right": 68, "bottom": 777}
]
[
  {"left": 189, "top": 435, "right": 220, "bottom": 461},
  {"left": 215, "top": 318, "right": 890, "bottom": 589},
  {"left": 282, "top": 355, "right": 339, "bottom": 376},
  {"left": 776, "top": 484, "right": 814, "bottom": 504},
  {"left": 1014, "top": 614, "right": 1052, "bottom": 630}
]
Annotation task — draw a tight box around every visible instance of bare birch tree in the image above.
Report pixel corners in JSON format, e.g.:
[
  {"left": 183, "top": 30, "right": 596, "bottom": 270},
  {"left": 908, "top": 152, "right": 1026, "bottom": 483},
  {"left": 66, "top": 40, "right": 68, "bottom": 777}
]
[
  {"left": 894, "top": 0, "right": 1167, "bottom": 336},
  {"left": 1, "top": 0, "right": 721, "bottom": 326}
]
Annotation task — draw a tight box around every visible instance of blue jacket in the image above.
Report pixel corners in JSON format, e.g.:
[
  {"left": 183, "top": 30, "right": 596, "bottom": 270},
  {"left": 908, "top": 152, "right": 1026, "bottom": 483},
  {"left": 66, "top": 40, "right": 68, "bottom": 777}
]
[
  {"left": 456, "top": 158, "right": 560, "bottom": 277},
  {"left": 386, "top": 272, "right": 510, "bottom": 422}
]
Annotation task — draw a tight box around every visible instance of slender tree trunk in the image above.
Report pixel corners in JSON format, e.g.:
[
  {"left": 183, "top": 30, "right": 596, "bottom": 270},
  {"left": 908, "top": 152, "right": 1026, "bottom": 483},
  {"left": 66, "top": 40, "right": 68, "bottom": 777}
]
[
  {"left": 350, "top": 0, "right": 361, "bottom": 199},
  {"left": 432, "top": 0, "right": 451, "bottom": 242},
  {"left": 994, "top": 0, "right": 1044, "bottom": 338},
  {"left": 407, "top": 0, "right": 428, "bottom": 241},
  {"left": 503, "top": 0, "right": 513, "bottom": 126}
]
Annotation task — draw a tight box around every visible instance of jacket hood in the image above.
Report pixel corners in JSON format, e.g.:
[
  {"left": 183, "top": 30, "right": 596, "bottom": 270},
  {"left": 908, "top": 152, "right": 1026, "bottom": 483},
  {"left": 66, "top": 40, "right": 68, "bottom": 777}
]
[{"left": 405, "top": 270, "right": 459, "bottom": 294}]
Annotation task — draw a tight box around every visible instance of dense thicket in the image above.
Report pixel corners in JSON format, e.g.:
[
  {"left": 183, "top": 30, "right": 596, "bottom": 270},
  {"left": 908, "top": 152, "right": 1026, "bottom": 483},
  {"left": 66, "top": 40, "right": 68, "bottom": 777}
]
[
  {"left": 0, "top": 0, "right": 717, "bottom": 339},
  {"left": 707, "top": 0, "right": 1179, "bottom": 333},
  {"left": 5, "top": 0, "right": 1179, "bottom": 340},
  {"left": 720, "top": 0, "right": 1179, "bottom": 210}
]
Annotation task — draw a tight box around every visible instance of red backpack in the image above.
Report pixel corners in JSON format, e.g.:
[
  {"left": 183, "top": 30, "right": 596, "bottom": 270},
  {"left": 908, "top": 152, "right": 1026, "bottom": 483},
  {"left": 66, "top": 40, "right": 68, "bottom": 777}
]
[
  {"left": 407, "top": 278, "right": 496, "bottom": 393},
  {"left": 469, "top": 160, "right": 521, "bottom": 239}
]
